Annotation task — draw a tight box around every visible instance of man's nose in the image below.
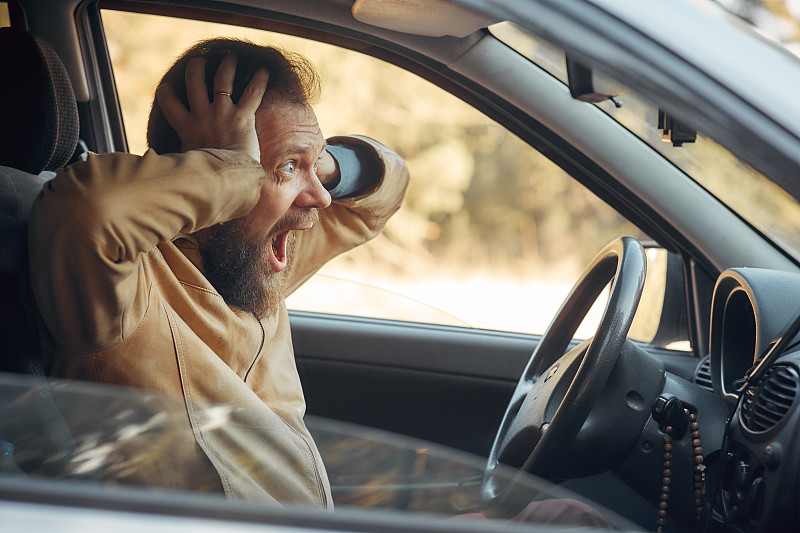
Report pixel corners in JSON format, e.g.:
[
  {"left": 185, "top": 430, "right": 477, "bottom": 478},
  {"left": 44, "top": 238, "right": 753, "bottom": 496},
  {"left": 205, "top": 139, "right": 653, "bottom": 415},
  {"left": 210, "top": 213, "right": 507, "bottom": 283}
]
[{"left": 295, "top": 174, "right": 332, "bottom": 209}]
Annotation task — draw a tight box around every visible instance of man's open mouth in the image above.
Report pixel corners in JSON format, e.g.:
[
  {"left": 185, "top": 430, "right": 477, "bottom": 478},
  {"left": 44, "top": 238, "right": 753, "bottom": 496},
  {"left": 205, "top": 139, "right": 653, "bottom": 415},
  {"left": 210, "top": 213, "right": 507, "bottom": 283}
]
[
  {"left": 267, "top": 230, "right": 291, "bottom": 273},
  {"left": 265, "top": 210, "right": 320, "bottom": 273}
]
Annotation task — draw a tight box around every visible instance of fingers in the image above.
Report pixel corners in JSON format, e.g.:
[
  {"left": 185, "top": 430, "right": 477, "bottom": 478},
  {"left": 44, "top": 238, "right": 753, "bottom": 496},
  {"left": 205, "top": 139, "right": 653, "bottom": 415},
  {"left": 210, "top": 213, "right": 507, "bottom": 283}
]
[
  {"left": 185, "top": 57, "right": 209, "bottom": 110},
  {"left": 213, "top": 55, "right": 237, "bottom": 101},
  {"left": 160, "top": 54, "right": 268, "bottom": 161},
  {"left": 315, "top": 148, "right": 341, "bottom": 187},
  {"left": 157, "top": 82, "right": 188, "bottom": 130},
  {"left": 183, "top": 55, "right": 268, "bottom": 109},
  {"left": 238, "top": 68, "right": 270, "bottom": 112}
]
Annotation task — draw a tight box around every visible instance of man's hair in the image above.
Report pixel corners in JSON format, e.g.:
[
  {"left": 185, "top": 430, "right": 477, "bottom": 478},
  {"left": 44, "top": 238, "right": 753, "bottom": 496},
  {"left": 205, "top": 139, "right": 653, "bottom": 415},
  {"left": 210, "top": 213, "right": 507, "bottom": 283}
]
[{"left": 147, "top": 37, "right": 321, "bottom": 154}]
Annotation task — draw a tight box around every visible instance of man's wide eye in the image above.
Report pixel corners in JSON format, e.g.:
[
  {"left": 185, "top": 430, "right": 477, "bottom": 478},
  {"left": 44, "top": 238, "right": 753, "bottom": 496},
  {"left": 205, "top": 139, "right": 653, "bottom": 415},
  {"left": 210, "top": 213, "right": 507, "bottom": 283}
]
[{"left": 279, "top": 161, "right": 296, "bottom": 174}]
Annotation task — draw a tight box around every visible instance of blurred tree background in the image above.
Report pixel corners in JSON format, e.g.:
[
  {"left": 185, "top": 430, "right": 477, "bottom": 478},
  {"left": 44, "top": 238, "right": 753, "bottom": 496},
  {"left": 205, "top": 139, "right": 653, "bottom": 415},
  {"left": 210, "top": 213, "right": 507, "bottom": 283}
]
[
  {"left": 99, "top": 10, "right": 668, "bottom": 333},
  {"left": 98, "top": 3, "right": 800, "bottom": 333},
  {"left": 103, "top": 9, "right": 639, "bottom": 280}
]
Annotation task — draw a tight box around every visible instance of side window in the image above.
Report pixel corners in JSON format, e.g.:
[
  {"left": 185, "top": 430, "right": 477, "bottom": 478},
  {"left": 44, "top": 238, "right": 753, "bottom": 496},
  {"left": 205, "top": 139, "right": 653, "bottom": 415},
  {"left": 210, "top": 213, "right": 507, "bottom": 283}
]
[
  {"left": 0, "top": 2, "right": 11, "bottom": 27},
  {"left": 103, "top": 11, "right": 671, "bottom": 343}
]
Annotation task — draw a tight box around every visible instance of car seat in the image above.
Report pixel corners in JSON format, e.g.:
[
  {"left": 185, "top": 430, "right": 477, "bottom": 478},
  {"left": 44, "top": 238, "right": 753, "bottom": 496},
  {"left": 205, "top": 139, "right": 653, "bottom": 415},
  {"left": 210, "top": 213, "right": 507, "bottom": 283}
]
[
  {"left": 0, "top": 27, "right": 84, "bottom": 475},
  {"left": 0, "top": 26, "right": 80, "bottom": 372}
]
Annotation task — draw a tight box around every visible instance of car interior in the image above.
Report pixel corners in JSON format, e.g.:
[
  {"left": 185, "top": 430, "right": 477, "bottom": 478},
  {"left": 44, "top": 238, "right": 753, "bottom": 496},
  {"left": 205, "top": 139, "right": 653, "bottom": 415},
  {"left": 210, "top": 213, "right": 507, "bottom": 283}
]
[{"left": 3, "top": 1, "right": 800, "bottom": 532}]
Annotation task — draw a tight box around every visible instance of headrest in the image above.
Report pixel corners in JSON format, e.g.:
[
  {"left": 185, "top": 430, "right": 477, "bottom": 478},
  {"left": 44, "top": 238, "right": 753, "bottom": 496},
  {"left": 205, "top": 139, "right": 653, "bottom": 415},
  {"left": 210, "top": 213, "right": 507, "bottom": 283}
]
[{"left": 0, "top": 27, "right": 79, "bottom": 174}]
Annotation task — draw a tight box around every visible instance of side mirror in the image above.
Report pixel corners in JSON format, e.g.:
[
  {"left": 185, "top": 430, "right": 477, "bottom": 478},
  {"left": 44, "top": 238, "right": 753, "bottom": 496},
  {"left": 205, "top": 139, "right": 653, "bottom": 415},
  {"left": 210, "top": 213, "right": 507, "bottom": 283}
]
[{"left": 628, "top": 246, "right": 690, "bottom": 348}]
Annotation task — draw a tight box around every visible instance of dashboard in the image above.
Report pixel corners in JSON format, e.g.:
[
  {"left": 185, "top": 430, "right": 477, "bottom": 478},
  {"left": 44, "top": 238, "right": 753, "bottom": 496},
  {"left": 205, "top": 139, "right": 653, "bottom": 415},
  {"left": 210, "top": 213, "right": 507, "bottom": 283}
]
[{"left": 708, "top": 268, "right": 800, "bottom": 531}]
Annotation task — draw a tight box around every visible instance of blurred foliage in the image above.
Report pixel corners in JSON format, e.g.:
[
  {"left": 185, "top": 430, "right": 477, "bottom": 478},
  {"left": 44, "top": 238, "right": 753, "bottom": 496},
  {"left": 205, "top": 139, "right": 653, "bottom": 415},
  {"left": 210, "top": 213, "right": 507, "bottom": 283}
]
[
  {"left": 0, "top": 2, "right": 10, "bottom": 27},
  {"left": 497, "top": 12, "right": 800, "bottom": 263},
  {"left": 103, "top": 10, "right": 641, "bottom": 282},
  {"left": 596, "top": 90, "right": 800, "bottom": 254}
]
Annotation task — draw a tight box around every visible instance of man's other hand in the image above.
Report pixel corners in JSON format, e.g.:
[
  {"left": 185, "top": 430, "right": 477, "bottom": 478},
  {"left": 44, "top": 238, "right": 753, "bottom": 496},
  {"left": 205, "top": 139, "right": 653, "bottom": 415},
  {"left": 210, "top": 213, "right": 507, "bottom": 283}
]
[
  {"left": 157, "top": 55, "right": 268, "bottom": 162},
  {"left": 316, "top": 148, "right": 341, "bottom": 189}
]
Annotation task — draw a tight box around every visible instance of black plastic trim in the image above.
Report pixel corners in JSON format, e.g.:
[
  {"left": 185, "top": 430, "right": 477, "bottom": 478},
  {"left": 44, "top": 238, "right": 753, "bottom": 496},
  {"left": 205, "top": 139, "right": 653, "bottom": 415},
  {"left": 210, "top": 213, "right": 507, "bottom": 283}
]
[
  {"left": 74, "top": 1, "right": 127, "bottom": 153},
  {"left": 290, "top": 311, "right": 700, "bottom": 383}
]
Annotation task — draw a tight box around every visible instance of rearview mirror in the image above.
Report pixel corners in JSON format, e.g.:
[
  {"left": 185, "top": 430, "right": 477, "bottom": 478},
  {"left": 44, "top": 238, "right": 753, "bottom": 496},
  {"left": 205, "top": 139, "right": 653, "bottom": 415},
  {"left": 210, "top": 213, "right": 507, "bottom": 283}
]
[{"left": 566, "top": 55, "right": 627, "bottom": 105}]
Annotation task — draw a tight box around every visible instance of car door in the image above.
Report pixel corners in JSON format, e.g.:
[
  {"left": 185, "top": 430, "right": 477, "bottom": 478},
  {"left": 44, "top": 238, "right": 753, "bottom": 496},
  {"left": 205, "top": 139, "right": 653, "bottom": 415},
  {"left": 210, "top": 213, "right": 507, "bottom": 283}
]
[{"left": 67, "top": 3, "right": 724, "bottom": 527}]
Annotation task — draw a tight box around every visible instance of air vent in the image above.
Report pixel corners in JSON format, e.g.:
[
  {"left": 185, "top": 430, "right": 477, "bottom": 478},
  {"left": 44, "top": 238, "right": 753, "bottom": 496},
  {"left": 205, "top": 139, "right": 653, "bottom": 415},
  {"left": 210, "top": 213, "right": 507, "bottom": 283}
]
[
  {"left": 694, "top": 356, "right": 713, "bottom": 392},
  {"left": 740, "top": 365, "right": 799, "bottom": 433}
]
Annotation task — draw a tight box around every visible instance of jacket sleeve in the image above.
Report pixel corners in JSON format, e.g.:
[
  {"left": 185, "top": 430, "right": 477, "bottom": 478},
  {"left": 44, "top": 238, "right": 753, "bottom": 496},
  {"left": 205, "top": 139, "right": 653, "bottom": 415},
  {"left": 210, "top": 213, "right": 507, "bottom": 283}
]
[
  {"left": 286, "top": 135, "right": 409, "bottom": 294},
  {"left": 28, "top": 148, "right": 265, "bottom": 355}
]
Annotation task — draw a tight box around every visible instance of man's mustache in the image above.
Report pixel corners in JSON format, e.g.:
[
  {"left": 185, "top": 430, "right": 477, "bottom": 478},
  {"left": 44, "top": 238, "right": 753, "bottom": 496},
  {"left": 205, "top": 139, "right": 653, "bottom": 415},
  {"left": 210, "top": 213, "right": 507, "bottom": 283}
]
[{"left": 269, "top": 208, "right": 319, "bottom": 237}]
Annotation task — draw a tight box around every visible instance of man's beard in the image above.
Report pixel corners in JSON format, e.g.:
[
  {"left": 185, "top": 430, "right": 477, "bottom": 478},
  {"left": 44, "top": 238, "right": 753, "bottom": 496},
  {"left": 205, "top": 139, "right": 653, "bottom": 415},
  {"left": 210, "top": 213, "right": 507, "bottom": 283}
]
[{"left": 198, "top": 217, "right": 298, "bottom": 319}]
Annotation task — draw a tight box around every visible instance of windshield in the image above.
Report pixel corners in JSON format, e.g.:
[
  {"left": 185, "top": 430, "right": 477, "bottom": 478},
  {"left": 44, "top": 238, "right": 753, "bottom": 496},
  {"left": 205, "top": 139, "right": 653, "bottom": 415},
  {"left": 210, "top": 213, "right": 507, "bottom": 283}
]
[{"left": 491, "top": 21, "right": 800, "bottom": 262}]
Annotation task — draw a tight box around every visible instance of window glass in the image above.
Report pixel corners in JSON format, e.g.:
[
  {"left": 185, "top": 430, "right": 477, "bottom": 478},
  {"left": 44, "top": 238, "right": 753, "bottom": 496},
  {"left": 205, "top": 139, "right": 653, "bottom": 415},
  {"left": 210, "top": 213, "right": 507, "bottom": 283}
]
[
  {"left": 492, "top": 21, "right": 800, "bottom": 264},
  {"left": 0, "top": 2, "right": 11, "bottom": 27},
  {"left": 103, "top": 11, "right": 660, "bottom": 341},
  {"left": 0, "top": 372, "right": 632, "bottom": 526}
]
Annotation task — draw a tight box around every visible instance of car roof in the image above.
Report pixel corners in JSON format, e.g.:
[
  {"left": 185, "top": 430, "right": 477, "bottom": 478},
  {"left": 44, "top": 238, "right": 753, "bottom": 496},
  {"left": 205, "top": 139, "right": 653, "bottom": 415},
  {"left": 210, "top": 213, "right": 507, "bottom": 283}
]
[{"left": 453, "top": 0, "right": 800, "bottom": 203}]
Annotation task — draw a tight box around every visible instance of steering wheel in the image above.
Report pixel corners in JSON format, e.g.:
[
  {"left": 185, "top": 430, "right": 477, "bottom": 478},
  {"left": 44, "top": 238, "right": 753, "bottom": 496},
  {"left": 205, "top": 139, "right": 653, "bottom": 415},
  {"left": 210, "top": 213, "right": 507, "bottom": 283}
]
[{"left": 482, "top": 237, "right": 646, "bottom": 508}]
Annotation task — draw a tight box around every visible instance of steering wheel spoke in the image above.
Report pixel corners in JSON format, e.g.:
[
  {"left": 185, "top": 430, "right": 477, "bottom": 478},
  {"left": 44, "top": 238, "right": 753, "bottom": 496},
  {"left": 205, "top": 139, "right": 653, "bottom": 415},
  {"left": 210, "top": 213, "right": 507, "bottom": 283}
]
[{"left": 482, "top": 238, "right": 647, "bottom": 509}]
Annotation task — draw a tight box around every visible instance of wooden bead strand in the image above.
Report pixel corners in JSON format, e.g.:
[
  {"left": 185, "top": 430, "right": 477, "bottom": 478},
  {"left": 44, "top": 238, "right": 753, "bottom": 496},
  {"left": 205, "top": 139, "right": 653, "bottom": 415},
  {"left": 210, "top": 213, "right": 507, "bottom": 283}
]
[
  {"left": 687, "top": 408, "right": 706, "bottom": 520},
  {"left": 656, "top": 425, "right": 673, "bottom": 532},
  {"left": 656, "top": 410, "right": 705, "bottom": 532}
]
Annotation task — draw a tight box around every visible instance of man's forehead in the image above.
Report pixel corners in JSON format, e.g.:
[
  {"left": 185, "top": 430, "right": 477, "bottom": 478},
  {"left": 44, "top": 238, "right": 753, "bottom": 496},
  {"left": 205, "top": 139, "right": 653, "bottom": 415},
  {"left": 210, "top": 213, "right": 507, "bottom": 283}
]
[{"left": 257, "top": 95, "right": 321, "bottom": 136}]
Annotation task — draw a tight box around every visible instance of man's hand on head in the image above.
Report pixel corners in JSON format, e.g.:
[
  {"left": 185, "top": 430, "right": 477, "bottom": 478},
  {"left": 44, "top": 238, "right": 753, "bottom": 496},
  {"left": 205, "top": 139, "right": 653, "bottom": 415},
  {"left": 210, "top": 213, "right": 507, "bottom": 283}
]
[
  {"left": 316, "top": 148, "right": 341, "bottom": 189},
  {"left": 157, "top": 55, "right": 268, "bottom": 162}
]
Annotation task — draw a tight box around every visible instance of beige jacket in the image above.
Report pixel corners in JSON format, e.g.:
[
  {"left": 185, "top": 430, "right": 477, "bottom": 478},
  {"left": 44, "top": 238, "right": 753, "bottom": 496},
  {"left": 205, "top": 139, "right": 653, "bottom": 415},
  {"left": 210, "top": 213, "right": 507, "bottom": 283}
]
[{"left": 27, "top": 135, "right": 409, "bottom": 507}]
